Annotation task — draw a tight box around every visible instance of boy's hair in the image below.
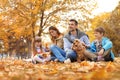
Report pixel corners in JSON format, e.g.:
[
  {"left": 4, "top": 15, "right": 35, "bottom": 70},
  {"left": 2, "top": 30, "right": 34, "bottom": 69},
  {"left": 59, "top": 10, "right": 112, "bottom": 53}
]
[
  {"left": 69, "top": 19, "right": 78, "bottom": 25},
  {"left": 94, "top": 27, "right": 105, "bottom": 35}
]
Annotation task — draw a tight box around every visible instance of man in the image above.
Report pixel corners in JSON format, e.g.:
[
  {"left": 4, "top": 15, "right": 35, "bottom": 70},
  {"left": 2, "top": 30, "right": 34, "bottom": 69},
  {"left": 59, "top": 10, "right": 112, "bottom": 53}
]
[{"left": 63, "top": 19, "right": 90, "bottom": 62}]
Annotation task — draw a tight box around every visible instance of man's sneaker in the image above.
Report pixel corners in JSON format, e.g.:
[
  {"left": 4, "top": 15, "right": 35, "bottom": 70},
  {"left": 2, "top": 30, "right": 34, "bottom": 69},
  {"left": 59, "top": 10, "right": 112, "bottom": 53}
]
[
  {"left": 64, "top": 58, "right": 71, "bottom": 63},
  {"left": 54, "top": 59, "right": 58, "bottom": 62}
]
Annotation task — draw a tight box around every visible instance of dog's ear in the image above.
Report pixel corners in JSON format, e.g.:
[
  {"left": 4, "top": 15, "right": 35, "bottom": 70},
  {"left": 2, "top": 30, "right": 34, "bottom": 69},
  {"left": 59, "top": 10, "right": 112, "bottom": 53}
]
[
  {"left": 71, "top": 44, "right": 75, "bottom": 50},
  {"left": 81, "top": 42, "right": 86, "bottom": 46},
  {"left": 74, "top": 39, "right": 80, "bottom": 43},
  {"left": 81, "top": 42, "right": 87, "bottom": 49},
  {"left": 72, "top": 43, "right": 77, "bottom": 50}
]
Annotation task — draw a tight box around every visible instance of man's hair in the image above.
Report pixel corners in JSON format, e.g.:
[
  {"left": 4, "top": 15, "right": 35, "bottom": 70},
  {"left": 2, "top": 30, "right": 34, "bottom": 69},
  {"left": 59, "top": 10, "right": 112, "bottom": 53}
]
[
  {"left": 69, "top": 19, "right": 78, "bottom": 25},
  {"left": 94, "top": 27, "right": 105, "bottom": 35}
]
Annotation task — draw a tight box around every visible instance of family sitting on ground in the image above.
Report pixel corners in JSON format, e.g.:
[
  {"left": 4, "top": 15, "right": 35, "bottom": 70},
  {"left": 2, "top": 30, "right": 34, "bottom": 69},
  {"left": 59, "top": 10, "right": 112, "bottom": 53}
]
[{"left": 32, "top": 19, "right": 115, "bottom": 64}]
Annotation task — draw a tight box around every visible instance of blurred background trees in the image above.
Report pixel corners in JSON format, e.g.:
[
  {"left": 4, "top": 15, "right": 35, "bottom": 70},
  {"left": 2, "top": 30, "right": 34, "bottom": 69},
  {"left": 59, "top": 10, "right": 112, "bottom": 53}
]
[{"left": 0, "top": 0, "right": 119, "bottom": 58}]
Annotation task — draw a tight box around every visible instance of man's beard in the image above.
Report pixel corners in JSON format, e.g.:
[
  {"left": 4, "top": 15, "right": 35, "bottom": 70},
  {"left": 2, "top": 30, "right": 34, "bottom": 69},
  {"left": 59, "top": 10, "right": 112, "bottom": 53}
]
[{"left": 70, "top": 29, "right": 76, "bottom": 32}]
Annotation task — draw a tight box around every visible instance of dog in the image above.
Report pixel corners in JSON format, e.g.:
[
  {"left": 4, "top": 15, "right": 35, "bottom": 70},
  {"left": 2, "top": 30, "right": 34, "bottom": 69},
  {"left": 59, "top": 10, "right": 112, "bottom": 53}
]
[{"left": 71, "top": 39, "right": 87, "bottom": 62}]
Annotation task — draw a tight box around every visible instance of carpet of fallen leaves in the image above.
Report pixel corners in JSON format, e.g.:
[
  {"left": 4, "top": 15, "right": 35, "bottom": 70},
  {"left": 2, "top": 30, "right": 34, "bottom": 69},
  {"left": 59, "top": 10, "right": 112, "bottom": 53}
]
[{"left": 0, "top": 57, "right": 120, "bottom": 80}]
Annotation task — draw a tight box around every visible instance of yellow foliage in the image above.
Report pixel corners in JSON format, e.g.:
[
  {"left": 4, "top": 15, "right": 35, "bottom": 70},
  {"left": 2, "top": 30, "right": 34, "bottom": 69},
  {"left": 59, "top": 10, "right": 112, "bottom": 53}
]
[
  {"left": 80, "top": 61, "right": 90, "bottom": 66},
  {"left": 105, "top": 62, "right": 116, "bottom": 72},
  {"left": 0, "top": 0, "right": 9, "bottom": 8},
  {"left": 86, "top": 30, "right": 95, "bottom": 42},
  {"left": 91, "top": 68, "right": 108, "bottom": 79},
  {"left": 89, "top": 13, "right": 111, "bottom": 42},
  {"left": 0, "top": 58, "right": 120, "bottom": 80}
]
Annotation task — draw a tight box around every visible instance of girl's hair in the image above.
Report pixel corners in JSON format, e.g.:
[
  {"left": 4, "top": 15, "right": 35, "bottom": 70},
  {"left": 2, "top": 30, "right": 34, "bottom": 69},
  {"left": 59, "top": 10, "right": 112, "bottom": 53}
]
[
  {"left": 94, "top": 27, "right": 105, "bottom": 35},
  {"left": 34, "top": 36, "right": 41, "bottom": 42},
  {"left": 49, "top": 26, "right": 61, "bottom": 42},
  {"left": 33, "top": 36, "right": 43, "bottom": 55}
]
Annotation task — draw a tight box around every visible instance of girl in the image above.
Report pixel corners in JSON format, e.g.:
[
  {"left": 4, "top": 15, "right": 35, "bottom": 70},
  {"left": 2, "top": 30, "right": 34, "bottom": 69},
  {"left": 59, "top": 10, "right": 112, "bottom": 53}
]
[{"left": 32, "top": 36, "right": 51, "bottom": 64}]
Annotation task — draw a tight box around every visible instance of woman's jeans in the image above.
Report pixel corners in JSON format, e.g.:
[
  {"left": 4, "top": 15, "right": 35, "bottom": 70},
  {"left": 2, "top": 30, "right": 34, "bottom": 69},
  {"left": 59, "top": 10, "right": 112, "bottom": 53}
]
[{"left": 50, "top": 45, "right": 67, "bottom": 62}]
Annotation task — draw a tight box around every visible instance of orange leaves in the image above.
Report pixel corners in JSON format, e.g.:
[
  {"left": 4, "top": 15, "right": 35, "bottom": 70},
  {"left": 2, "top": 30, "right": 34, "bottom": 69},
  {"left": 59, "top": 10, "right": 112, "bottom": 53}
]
[
  {"left": 90, "top": 68, "right": 108, "bottom": 79},
  {"left": 13, "top": 60, "right": 24, "bottom": 65},
  {"left": 0, "top": 57, "right": 120, "bottom": 80},
  {"left": 0, "top": 62, "right": 5, "bottom": 70},
  {"left": 80, "top": 61, "right": 90, "bottom": 66},
  {"left": 46, "top": 69, "right": 58, "bottom": 75},
  {"left": 105, "top": 62, "right": 116, "bottom": 72},
  {"left": 0, "top": 0, "right": 9, "bottom": 8}
]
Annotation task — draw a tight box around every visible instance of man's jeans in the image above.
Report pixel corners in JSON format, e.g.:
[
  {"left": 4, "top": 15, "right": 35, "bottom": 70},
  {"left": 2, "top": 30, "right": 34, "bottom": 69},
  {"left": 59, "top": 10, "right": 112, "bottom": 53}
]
[
  {"left": 65, "top": 49, "right": 77, "bottom": 62},
  {"left": 50, "top": 45, "right": 66, "bottom": 62}
]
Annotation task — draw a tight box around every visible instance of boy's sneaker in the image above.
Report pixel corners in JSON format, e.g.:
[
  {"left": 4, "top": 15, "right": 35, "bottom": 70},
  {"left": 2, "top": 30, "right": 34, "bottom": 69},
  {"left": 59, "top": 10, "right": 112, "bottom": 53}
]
[
  {"left": 97, "top": 56, "right": 104, "bottom": 61},
  {"left": 91, "top": 57, "right": 97, "bottom": 62}
]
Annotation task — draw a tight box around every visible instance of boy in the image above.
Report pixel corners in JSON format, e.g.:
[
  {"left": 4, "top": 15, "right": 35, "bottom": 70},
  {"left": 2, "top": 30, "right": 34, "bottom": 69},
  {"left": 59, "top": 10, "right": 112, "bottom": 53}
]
[{"left": 87, "top": 27, "right": 115, "bottom": 61}]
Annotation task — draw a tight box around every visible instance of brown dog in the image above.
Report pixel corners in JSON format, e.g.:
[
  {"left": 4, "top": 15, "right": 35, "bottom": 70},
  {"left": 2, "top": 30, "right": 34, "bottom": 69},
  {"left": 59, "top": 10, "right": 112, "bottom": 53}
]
[{"left": 71, "top": 39, "right": 87, "bottom": 62}]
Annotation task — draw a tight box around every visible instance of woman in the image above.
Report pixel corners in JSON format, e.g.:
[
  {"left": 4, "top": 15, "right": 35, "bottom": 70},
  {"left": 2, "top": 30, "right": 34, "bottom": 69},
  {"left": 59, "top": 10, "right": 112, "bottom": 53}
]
[{"left": 49, "top": 26, "right": 70, "bottom": 63}]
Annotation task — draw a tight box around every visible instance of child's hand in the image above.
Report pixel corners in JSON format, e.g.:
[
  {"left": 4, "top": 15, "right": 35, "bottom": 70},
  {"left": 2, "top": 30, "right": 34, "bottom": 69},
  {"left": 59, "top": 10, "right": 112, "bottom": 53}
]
[
  {"left": 45, "top": 43, "right": 50, "bottom": 52},
  {"left": 42, "top": 52, "right": 51, "bottom": 58},
  {"left": 98, "top": 48, "right": 104, "bottom": 55},
  {"left": 42, "top": 53, "right": 47, "bottom": 58}
]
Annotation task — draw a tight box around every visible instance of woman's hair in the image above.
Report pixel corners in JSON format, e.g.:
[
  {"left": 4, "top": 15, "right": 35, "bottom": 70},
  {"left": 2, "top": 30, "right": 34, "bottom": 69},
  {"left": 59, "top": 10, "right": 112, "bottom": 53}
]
[
  {"left": 49, "top": 26, "right": 61, "bottom": 42},
  {"left": 94, "top": 27, "right": 105, "bottom": 35},
  {"left": 49, "top": 26, "right": 61, "bottom": 35}
]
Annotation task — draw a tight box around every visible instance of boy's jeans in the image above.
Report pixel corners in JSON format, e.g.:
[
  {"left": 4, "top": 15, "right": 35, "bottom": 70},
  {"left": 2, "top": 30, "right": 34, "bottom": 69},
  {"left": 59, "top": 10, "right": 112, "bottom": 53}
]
[{"left": 84, "top": 49, "right": 113, "bottom": 61}]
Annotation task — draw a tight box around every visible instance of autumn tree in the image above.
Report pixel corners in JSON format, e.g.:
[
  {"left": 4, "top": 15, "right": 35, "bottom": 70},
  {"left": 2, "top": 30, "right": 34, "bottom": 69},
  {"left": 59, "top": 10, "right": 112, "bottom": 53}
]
[
  {"left": 0, "top": 0, "right": 97, "bottom": 56},
  {"left": 106, "top": 2, "right": 120, "bottom": 56},
  {"left": 0, "top": 0, "right": 34, "bottom": 56}
]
